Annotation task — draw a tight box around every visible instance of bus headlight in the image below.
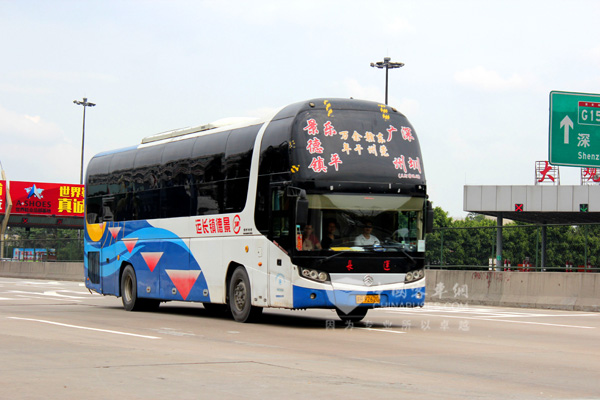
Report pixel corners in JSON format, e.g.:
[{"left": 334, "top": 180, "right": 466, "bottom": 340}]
[
  {"left": 300, "top": 267, "right": 330, "bottom": 283},
  {"left": 405, "top": 269, "right": 424, "bottom": 283}
]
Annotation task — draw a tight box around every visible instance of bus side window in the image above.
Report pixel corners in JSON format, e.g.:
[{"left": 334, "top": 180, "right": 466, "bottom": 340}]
[
  {"left": 86, "top": 197, "right": 102, "bottom": 224},
  {"left": 101, "top": 197, "right": 115, "bottom": 222},
  {"left": 271, "top": 188, "right": 288, "bottom": 237},
  {"left": 254, "top": 176, "right": 269, "bottom": 234}
]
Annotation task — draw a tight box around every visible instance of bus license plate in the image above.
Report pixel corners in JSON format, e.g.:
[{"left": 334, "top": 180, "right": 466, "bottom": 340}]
[{"left": 356, "top": 294, "right": 380, "bottom": 304}]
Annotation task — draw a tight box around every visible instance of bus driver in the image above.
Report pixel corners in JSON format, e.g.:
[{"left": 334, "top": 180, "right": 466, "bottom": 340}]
[{"left": 354, "top": 221, "right": 380, "bottom": 246}]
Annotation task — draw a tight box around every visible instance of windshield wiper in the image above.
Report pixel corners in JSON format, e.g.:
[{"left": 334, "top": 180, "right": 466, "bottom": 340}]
[
  {"left": 316, "top": 251, "right": 351, "bottom": 267},
  {"left": 358, "top": 244, "right": 417, "bottom": 265}
]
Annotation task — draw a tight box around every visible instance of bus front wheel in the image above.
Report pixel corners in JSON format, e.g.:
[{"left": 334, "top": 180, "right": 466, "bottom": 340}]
[
  {"left": 228, "top": 267, "right": 263, "bottom": 323},
  {"left": 336, "top": 307, "right": 368, "bottom": 323}
]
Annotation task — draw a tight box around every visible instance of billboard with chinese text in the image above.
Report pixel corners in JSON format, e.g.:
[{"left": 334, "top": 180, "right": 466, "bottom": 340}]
[
  {"left": 9, "top": 181, "right": 84, "bottom": 217},
  {"left": 12, "top": 248, "right": 56, "bottom": 261}
]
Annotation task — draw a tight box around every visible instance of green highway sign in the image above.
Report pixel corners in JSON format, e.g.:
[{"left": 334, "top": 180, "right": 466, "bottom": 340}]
[{"left": 549, "top": 90, "right": 600, "bottom": 167}]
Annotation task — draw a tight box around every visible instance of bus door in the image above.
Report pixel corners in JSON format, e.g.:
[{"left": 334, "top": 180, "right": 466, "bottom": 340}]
[
  {"left": 99, "top": 196, "right": 119, "bottom": 294},
  {"left": 267, "top": 184, "right": 293, "bottom": 307}
]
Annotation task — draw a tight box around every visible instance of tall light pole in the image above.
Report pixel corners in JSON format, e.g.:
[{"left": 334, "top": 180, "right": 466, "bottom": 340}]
[
  {"left": 73, "top": 97, "right": 96, "bottom": 185},
  {"left": 370, "top": 57, "right": 404, "bottom": 105},
  {"left": 0, "top": 160, "right": 12, "bottom": 259}
]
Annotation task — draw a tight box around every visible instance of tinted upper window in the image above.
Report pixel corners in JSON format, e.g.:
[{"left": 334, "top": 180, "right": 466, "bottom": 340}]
[
  {"left": 258, "top": 118, "right": 292, "bottom": 175},
  {"left": 225, "top": 124, "right": 261, "bottom": 179},
  {"left": 191, "top": 131, "right": 229, "bottom": 184},
  {"left": 161, "top": 138, "right": 194, "bottom": 188},
  {"left": 133, "top": 145, "right": 164, "bottom": 191},
  {"left": 86, "top": 154, "right": 112, "bottom": 197}
]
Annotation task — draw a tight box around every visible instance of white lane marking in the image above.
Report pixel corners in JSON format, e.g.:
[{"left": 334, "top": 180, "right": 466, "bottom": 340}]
[
  {"left": 7, "top": 317, "right": 161, "bottom": 339},
  {"left": 359, "top": 328, "right": 407, "bottom": 334},
  {"left": 149, "top": 328, "right": 195, "bottom": 337},
  {"left": 482, "top": 313, "right": 600, "bottom": 318},
  {"left": 42, "top": 290, "right": 90, "bottom": 299},
  {"left": 385, "top": 311, "right": 596, "bottom": 329},
  {"left": 6, "top": 290, "right": 91, "bottom": 301},
  {"left": 16, "top": 281, "right": 62, "bottom": 286},
  {"left": 390, "top": 306, "right": 600, "bottom": 319}
]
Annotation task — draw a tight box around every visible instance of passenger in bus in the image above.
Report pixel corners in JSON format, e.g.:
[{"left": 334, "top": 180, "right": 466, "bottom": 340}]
[
  {"left": 302, "top": 224, "right": 322, "bottom": 251},
  {"left": 321, "top": 221, "right": 340, "bottom": 249},
  {"left": 354, "top": 221, "right": 380, "bottom": 246}
]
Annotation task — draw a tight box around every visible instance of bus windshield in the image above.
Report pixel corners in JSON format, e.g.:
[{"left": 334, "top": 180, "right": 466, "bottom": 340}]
[{"left": 301, "top": 194, "right": 424, "bottom": 252}]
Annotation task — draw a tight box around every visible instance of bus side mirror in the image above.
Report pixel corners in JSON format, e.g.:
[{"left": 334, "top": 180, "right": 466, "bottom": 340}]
[
  {"left": 426, "top": 201, "right": 434, "bottom": 234},
  {"left": 287, "top": 186, "right": 309, "bottom": 226},
  {"left": 295, "top": 198, "right": 309, "bottom": 226}
]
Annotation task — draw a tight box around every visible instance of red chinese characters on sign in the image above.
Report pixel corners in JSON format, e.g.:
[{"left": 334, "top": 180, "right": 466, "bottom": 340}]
[
  {"left": 538, "top": 161, "right": 555, "bottom": 183},
  {"left": 394, "top": 156, "right": 422, "bottom": 179},
  {"left": 9, "top": 181, "right": 84, "bottom": 217},
  {"left": 195, "top": 216, "right": 232, "bottom": 235},
  {"left": 328, "top": 153, "right": 343, "bottom": 171},
  {"left": 400, "top": 126, "right": 414, "bottom": 142},
  {"left": 306, "top": 137, "right": 324, "bottom": 154},
  {"left": 408, "top": 157, "right": 422, "bottom": 174},
  {"left": 383, "top": 260, "right": 391, "bottom": 271},
  {"left": 323, "top": 121, "right": 337, "bottom": 137},
  {"left": 303, "top": 119, "right": 319, "bottom": 135},
  {"left": 582, "top": 168, "right": 600, "bottom": 183},
  {"left": 393, "top": 156, "right": 407, "bottom": 173},
  {"left": 386, "top": 125, "right": 398, "bottom": 142},
  {"left": 302, "top": 116, "right": 419, "bottom": 180},
  {"left": 308, "top": 156, "right": 328, "bottom": 173}
]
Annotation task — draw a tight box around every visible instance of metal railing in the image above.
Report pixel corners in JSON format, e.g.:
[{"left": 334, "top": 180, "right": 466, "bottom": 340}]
[{"left": 425, "top": 223, "right": 600, "bottom": 272}]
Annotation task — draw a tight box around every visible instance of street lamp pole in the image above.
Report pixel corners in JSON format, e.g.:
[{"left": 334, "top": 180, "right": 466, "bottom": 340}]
[
  {"left": 0, "top": 160, "right": 12, "bottom": 259},
  {"left": 73, "top": 97, "right": 96, "bottom": 185},
  {"left": 370, "top": 57, "right": 404, "bottom": 105}
]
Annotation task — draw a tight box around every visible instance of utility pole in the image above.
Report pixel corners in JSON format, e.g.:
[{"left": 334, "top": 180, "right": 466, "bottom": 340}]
[
  {"left": 0, "top": 161, "right": 12, "bottom": 259},
  {"left": 370, "top": 57, "right": 404, "bottom": 105},
  {"left": 73, "top": 97, "right": 96, "bottom": 185}
]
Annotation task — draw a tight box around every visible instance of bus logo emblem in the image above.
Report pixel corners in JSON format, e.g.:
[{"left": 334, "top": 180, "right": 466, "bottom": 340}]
[
  {"left": 363, "top": 275, "right": 374, "bottom": 286},
  {"left": 233, "top": 215, "right": 241, "bottom": 235}
]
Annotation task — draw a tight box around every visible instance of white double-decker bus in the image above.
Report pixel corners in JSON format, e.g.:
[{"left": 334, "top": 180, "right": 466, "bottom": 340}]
[{"left": 84, "top": 98, "right": 432, "bottom": 322}]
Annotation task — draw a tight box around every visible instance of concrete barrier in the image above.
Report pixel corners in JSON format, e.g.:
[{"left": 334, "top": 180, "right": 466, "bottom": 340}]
[
  {"left": 0, "top": 261, "right": 83, "bottom": 282},
  {"left": 1, "top": 262, "right": 598, "bottom": 311},
  {"left": 426, "top": 269, "right": 600, "bottom": 312}
]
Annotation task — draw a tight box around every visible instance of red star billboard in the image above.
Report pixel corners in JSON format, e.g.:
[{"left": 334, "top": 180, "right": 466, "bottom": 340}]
[{"left": 9, "top": 181, "right": 84, "bottom": 217}]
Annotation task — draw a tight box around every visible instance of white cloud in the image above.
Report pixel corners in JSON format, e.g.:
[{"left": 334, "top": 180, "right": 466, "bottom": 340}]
[
  {"left": 1, "top": 141, "right": 80, "bottom": 183},
  {"left": 393, "top": 98, "right": 420, "bottom": 118},
  {"left": 0, "top": 105, "right": 63, "bottom": 144},
  {"left": 454, "top": 66, "right": 528, "bottom": 91},
  {"left": 243, "top": 106, "right": 281, "bottom": 120},
  {"left": 342, "top": 78, "right": 382, "bottom": 103},
  {"left": 384, "top": 16, "right": 416, "bottom": 35},
  {"left": 14, "top": 69, "right": 118, "bottom": 84}
]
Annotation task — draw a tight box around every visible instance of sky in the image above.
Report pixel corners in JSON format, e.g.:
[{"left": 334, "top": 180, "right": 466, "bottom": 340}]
[{"left": 2, "top": 0, "right": 600, "bottom": 218}]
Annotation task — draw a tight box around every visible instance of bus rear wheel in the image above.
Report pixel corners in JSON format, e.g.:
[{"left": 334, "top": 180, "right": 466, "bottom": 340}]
[
  {"left": 121, "top": 265, "right": 159, "bottom": 312},
  {"left": 228, "top": 267, "right": 263, "bottom": 323},
  {"left": 336, "top": 307, "right": 368, "bottom": 323}
]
